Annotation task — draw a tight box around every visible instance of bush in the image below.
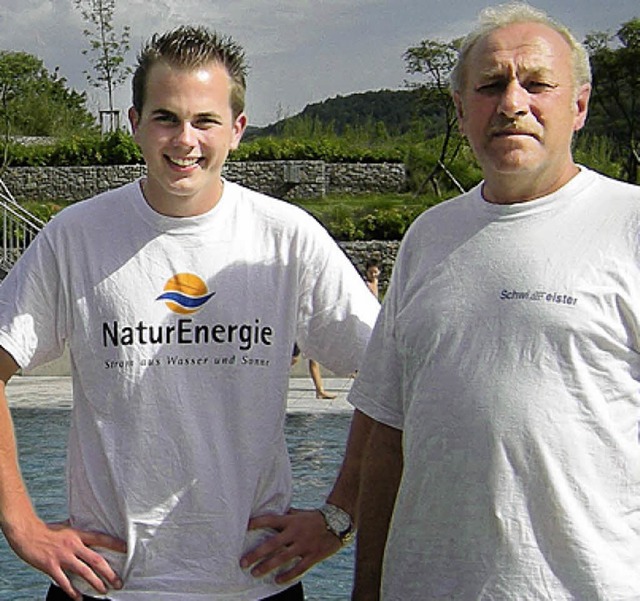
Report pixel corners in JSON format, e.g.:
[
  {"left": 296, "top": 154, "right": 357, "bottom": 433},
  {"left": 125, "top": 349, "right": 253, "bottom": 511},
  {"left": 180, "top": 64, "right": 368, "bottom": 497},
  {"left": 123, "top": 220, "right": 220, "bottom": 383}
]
[
  {"left": 5, "top": 131, "right": 143, "bottom": 166},
  {"left": 21, "top": 200, "right": 71, "bottom": 221},
  {"left": 360, "top": 207, "right": 424, "bottom": 240},
  {"left": 403, "top": 137, "right": 483, "bottom": 196},
  {"left": 573, "top": 134, "right": 624, "bottom": 179},
  {"left": 319, "top": 206, "right": 364, "bottom": 241},
  {"left": 100, "top": 130, "right": 143, "bottom": 164},
  {"left": 232, "top": 136, "right": 404, "bottom": 163},
  {"left": 295, "top": 193, "right": 439, "bottom": 241}
]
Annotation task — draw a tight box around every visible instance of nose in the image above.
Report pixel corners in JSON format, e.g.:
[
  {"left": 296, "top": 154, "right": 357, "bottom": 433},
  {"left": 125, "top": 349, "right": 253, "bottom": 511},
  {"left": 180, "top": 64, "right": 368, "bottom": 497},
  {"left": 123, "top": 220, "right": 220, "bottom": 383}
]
[
  {"left": 173, "top": 121, "right": 197, "bottom": 147},
  {"left": 498, "top": 80, "right": 529, "bottom": 119}
]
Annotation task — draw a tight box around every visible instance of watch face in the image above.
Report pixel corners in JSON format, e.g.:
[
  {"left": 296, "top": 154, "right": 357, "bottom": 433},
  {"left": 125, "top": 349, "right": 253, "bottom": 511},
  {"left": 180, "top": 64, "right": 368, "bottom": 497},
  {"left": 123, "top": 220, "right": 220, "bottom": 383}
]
[
  {"left": 323, "top": 504, "right": 353, "bottom": 536},
  {"left": 330, "top": 507, "right": 352, "bottom": 533}
]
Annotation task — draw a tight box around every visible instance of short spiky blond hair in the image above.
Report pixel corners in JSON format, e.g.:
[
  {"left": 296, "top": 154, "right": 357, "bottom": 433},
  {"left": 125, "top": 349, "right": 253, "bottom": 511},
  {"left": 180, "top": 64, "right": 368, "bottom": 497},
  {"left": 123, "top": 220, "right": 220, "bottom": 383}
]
[
  {"left": 450, "top": 2, "right": 591, "bottom": 95},
  {"left": 132, "top": 25, "right": 248, "bottom": 118}
]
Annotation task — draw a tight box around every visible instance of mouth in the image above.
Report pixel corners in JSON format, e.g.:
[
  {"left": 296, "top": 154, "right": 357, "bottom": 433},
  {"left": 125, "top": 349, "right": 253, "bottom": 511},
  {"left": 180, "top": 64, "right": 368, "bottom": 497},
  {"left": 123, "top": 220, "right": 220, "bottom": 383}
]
[
  {"left": 165, "top": 156, "right": 203, "bottom": 169},
  {"left": 490, "top": 125, "right": 539, "bottom": 141}
]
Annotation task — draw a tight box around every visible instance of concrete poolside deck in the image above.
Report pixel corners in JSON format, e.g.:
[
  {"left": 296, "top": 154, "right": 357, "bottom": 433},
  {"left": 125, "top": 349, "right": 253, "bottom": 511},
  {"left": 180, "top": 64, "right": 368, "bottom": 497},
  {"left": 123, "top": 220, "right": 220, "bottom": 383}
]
[{"left": 6, "top": 374, "right": 356, "bottom": 413}]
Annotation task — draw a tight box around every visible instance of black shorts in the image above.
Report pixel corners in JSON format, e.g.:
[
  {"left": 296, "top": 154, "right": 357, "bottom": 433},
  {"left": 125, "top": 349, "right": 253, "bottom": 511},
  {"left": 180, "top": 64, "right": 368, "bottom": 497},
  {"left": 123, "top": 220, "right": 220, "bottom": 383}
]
[{"left": 46, "top": 581, "right": 305, "bottom": 600}]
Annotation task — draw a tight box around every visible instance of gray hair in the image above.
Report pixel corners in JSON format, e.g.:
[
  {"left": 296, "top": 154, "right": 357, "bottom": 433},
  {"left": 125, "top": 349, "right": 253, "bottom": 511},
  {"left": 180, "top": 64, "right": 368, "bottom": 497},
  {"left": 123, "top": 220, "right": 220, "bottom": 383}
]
[{"left": 450, "top": 2, "right": 591, "bottom": 94}]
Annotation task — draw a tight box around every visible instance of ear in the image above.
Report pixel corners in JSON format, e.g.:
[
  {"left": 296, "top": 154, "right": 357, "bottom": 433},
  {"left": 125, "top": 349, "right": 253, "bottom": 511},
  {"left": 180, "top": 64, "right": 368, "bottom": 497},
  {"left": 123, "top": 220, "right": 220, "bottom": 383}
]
[
  {"left": 230, "top": 113, "right": 248, "bottom": 151},
  {"left": 453, "top": 91, "right": 466, "bottom": 135},
  {"left": 573, "top": 83, "right": 591, "bottom": 133},
  {"left": 128, "top": 106, "right": 140, "bottom": 136}
]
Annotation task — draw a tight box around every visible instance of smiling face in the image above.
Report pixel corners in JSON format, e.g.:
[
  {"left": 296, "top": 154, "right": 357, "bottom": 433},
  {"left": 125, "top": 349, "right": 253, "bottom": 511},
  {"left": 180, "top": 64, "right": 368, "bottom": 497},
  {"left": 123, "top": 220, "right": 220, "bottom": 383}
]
[
  {"left": 129, "top": 61, "right": 247, "bottom": 217},
  {"left": 454, "top": 22, "right": 590, "bottom": 204}
]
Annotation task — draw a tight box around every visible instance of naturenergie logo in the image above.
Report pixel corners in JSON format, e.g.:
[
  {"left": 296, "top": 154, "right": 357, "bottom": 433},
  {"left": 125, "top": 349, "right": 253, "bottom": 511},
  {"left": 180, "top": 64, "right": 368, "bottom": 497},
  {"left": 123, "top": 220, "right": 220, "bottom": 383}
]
[{"left": 156, "top": 273, "right": 215, "bottom": 315}]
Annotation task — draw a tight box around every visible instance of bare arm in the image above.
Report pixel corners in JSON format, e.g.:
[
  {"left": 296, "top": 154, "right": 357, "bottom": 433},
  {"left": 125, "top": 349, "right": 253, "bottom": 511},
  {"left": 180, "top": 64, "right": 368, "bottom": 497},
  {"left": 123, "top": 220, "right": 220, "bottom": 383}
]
[
  {"left": 0, "top": 348, "right": 125, "bottom": 600},
  {"left": 326, "top": 409, "right": 375, "bottom": 522},
  {"left": 241, "top": 409, "right": 375, "bottom": 582},
  {"left": 352, "top": 419, "right": 403, "bottom": 601}
]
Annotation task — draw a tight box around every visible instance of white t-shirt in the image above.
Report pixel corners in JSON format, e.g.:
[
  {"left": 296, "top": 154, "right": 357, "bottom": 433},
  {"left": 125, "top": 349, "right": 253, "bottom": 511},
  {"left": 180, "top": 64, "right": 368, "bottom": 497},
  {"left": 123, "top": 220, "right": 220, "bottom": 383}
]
[
  {"left": 0, "top": 180, "right": 379, "bottom": 600},
  {"left": 349, "top": 168, "right": 640, "bottom": 600}
]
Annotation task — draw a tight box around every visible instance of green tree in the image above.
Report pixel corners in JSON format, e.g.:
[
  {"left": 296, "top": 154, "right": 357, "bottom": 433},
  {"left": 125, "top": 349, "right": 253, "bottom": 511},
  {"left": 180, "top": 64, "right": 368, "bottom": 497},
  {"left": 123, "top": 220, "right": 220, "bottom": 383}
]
[
  {"left": 75, "top": 0, "right": 132, "bottom": 130},
  {"left": 403, "top": 38, "right": 465, "bottom": 196},
  {"left": 0, "top": 50, "right": 96, "bottom": 165},
  {"left": 585, "top": 18, "right": 640, "bottom": 183}
]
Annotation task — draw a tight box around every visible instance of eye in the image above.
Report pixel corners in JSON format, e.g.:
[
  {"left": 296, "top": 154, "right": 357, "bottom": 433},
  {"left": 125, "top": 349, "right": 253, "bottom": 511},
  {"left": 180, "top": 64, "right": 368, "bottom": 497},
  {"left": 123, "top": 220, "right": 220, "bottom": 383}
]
[
  {"left": 476, "top": 80, "right": 507, "bottom": 94},
  {"left": 194, "top": 117, "right": 222, "bottom": 129},
  {"left": 153, "top": 112, "right": 178, "bottom": 124},
  {"left": 524, "top": 81, "right": 557, "bottom": 93}
]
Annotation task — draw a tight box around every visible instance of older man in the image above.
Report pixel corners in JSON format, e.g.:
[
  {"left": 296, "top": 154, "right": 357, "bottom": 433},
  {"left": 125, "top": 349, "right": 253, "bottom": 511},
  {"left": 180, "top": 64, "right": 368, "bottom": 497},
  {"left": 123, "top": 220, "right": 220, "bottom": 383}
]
[{"left": 350, "top": 2, "right": 640, "bottom": 599}]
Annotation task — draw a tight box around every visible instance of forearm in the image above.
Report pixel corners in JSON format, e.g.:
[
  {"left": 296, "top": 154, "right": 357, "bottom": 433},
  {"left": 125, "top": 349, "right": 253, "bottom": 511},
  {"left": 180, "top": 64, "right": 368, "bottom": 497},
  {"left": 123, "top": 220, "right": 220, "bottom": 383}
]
[
  {"left": 326, "top": 409, "right": 375, "bottom": 523},
  {"left": 352, "top": 419, "right": 403, "bottom": 601},
  {"left": 0, "top": 351, "right": 126, "bottom": 597},
  {"left": 0, "top": 354, "right": 37, "bottom": 536}
]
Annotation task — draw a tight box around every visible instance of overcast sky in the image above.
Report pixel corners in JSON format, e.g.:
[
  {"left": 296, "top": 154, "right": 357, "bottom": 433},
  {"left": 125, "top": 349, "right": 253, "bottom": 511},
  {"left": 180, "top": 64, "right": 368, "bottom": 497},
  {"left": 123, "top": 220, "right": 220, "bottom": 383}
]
[{"left": 1, "top": 0, "right": 638, "bottom": 127}]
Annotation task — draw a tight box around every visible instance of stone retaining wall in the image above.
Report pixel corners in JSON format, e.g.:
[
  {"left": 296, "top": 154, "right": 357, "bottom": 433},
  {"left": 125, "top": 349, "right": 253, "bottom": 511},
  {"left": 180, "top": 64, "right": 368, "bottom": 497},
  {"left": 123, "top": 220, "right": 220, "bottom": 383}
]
[{"left": 4, "top": 161, "right": 406, "bottom": 202}]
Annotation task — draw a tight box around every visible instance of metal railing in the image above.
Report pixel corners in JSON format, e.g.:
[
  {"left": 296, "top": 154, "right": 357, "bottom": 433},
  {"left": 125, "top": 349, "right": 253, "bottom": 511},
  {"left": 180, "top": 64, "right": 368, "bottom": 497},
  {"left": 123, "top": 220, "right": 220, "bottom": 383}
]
[{"left": 0, "top": 177, "right": 44, "bottom": 278}]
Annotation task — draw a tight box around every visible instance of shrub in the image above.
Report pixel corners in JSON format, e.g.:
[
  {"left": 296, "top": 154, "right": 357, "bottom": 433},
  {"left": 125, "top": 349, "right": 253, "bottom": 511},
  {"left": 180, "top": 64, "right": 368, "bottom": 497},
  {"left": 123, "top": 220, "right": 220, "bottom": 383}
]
[
  {"left": 5, "top": 131, "right": 143, "bottom": 166},
  {"left": 232, "top": 136, "right": 404, "bottom": 163},
  {"left": 22, "top": 200, "right": 71, "bottom": 221},
  {"left": 360, "top": 207, "right": 424, "bottom": 240},
  {"left": 296, "top": 195, "right": 437, "bottom": 241},
  {"left": 403, "top": 137, "right": 483, "bottom": 196},
  {"left": 573, "top": 134, "right": 623, "bottom": 179},
  {"left": 322, "top": 208, "right": 364, "bottom": 241}
]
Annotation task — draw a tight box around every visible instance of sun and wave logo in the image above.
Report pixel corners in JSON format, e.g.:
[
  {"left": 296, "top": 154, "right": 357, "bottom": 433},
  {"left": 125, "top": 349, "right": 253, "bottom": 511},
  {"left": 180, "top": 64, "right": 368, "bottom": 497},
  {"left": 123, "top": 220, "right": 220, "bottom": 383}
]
[{"left": 156, "top": 273, "right": 215, "bottom": 315}]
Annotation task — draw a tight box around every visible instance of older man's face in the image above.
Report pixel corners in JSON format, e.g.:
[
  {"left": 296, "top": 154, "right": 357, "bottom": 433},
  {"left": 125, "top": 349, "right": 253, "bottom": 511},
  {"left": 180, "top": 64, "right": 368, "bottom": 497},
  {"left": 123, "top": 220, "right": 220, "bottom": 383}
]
[{"left": 454, "top": 22, "right": 590, "bottom": 203}]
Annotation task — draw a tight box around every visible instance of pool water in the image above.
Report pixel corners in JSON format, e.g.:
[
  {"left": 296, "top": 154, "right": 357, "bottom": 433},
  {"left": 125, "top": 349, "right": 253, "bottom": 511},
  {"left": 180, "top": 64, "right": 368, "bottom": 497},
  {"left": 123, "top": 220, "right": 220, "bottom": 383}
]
[{"left": 0, "top": 409, "right": 354, "bottom": 601}]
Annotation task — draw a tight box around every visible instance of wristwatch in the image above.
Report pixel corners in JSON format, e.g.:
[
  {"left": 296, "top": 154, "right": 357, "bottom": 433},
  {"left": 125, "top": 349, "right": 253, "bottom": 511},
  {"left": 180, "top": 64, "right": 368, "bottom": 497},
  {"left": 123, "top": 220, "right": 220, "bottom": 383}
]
[{"left": 319, "top": 503, "right": 356, "bottom": 545}]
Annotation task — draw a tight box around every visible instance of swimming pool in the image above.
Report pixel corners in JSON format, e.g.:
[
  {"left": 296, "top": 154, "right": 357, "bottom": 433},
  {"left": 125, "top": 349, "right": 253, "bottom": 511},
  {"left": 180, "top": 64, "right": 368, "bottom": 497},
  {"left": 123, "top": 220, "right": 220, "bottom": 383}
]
[{"left": 0, "top": 409, "right": 354, "bottom": 600}]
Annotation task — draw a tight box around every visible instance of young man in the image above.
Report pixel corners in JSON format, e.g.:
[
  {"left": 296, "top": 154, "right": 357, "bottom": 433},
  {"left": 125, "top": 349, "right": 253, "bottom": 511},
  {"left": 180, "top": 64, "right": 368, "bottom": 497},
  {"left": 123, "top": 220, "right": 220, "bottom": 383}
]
[
  {"left": 350, "top": 3, "right": 640, "bottom": 599},
  {"left": 0, "top": 26, "right": 379, "bottom": 600}
]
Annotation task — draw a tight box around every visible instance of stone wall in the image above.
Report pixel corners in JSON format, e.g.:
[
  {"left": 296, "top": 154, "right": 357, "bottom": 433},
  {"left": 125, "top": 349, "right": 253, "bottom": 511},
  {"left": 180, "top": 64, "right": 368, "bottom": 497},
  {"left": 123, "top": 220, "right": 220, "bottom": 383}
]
[
  {"left": 4, "top": 161, "right": 406, "bottom": 202},
  {"left": 328, "top": 163, "right": 406, "bottom": 196},
  {"left": 4, "top": 165, "right": 147, "bottom": 203}
]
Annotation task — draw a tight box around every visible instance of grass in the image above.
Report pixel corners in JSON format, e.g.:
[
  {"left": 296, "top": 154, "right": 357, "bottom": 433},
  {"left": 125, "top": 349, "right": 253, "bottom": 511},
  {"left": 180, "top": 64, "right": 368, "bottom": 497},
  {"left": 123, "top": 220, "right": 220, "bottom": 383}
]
[
  {"left": 290, "top": 191, "right": 453, "bottom": 241},
  {"left": 294, "top": 191, "right": 437, "bottom": 212}
]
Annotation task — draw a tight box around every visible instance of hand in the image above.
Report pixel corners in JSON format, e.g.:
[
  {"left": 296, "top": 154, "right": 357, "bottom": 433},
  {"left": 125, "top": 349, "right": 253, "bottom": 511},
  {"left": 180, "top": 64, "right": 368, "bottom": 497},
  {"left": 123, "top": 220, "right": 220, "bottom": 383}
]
[
  {"left": 4, "top": 518, "right": 126, "bottom": 600},
  {"left": 240, "top": 508, "right": 342, "bottom": 584}
]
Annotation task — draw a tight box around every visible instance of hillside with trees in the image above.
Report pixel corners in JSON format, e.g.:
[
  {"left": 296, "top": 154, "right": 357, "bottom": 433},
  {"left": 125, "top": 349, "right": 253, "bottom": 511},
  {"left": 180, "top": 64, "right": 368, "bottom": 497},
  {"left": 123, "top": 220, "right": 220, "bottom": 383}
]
[
  {"left": 250, "top": 89, "right": 427, "bottom": 138},
  {"left": 246, "top": 86, "right": 456, "bottom": 143}
]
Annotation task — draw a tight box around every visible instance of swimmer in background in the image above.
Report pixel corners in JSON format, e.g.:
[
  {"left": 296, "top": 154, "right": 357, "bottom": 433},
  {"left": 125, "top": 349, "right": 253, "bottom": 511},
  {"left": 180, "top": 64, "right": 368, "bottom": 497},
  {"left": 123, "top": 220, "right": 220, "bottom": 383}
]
[{"left": 291, "top": 343, "right": 337, "bottom": 400}]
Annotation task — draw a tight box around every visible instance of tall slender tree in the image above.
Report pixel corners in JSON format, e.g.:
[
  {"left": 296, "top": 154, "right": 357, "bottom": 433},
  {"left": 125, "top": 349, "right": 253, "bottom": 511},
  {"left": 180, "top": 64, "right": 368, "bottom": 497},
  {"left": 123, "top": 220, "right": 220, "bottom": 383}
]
[
  {"left": 403, "top": 39, "right": 465, "bottom": 196},
  {"left": 75, "top": 0, "right": 132, "bottom": 131}
]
